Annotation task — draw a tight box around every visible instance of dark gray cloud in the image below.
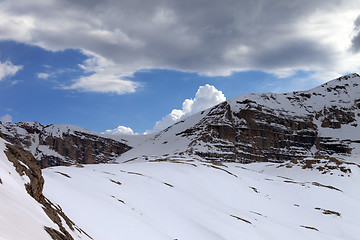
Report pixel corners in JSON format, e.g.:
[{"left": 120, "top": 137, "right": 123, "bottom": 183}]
[
  {"left": 0, "top": 0, "right": 359, "bottom": 93},
  {"left": 252, "top": 39, "right": 333, "bottom": 69},
  {"left": 352, "top": 15, "right": 360, "bottom": 52}
]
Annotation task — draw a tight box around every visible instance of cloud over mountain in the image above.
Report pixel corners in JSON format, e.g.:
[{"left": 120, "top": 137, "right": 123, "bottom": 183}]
[
  {"left": 0, "top": 114, "right": 12, "bottom": 123},
  {"left": 104, "top": 84, "right": 226, "bottom": 135},
  {"left": 103, "top": 126, "right": 135, "bottom": 135},
  {"left": 146, "top": 84, "right": 226, "bottom": 133}
]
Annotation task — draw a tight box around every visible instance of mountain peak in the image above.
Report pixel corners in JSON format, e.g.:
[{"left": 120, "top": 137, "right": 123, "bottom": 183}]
[{"left": 337, "top": 72, "right": 359, "bottom": 80}]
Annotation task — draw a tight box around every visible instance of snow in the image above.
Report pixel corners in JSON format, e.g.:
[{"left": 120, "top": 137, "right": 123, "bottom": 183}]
[
  {"left": 43, "top": 156, "right": 360, "bottom": 240},
  {"left": 35, "top": 145, "right": 66, "bottom": 161},
  {"left": 0, "top": 138, "right": 58, "bottom": 240},
  {"left": 116, "top": 110, "right": 210, "bottom": 162},
  {"left": 228, "top": 73, "right": 360, "bottom": 115}
]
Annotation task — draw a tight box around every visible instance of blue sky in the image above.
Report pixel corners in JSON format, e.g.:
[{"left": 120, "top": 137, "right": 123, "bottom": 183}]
[{"left": 1, "top": 0, "right": 360, "bottom": 134}]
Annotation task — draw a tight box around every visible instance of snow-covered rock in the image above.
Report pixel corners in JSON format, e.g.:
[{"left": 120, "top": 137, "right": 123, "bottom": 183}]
[
  {"left": 0, "top": 122, "right": 131, "bottom": 167},
  {"left": 118, "top": 73, "right": 360, "bottom": 163}
]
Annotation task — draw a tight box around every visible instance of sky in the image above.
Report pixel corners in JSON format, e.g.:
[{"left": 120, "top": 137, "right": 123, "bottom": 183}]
[{"left": 0, "top": 0, "right": 360, "bottom": 134}]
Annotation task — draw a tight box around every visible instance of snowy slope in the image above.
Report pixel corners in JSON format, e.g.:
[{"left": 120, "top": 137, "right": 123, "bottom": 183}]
[
  {"left": 0, "top": 137, "right": 91, "bottom": 240},
  {"left": 0, "top": 138, "right": 57, "bottom": 240},
  {"left": 43, "top": 156, "right": 360, "bottom": 240}
]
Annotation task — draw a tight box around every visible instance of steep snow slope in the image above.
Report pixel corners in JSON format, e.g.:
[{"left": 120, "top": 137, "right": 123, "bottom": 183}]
[
  {"left": 0, "top": 137, "right": 91, "bottom": 240},
  {"left": 43, "top": 156, "right": 360, "bottom": 240},
  {"left": 118, "top": 73, "right": 360, "bottom": 163},
  {"left": 0, "top": 138, "right": 56, "bottom": 240}
]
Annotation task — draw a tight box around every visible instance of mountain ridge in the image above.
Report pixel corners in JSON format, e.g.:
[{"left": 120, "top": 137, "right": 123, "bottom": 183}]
[
  {"left": 117, "top": 73, "right": 360, "bottom": 163},
  {"left": 1, "top": 73, "right": 359, "bottom": 166},
  {"left": 0, "top": 121, "right": 131, "bottom": 167}
]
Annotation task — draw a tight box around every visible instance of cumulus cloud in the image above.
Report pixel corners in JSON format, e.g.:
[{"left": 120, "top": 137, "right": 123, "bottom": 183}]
[
  {"left": 103, "top": 125, "right": 134, "bottom": 135},
  {"left": 0, "top": 0, "right": 359, "bottom": 89},
  {"left": 146, "top": 84, "right": 226, "bottom": 134},
  {"left": 1, "top": 114, "right": 12, "bottom": 123},
  {"left": 0, "top": 61, "right": 23, "bottom": 81}
]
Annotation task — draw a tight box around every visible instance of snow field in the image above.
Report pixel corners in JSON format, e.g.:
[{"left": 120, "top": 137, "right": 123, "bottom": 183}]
[{"left": 43, "top": 158, "right": 360, "bottom": 240}]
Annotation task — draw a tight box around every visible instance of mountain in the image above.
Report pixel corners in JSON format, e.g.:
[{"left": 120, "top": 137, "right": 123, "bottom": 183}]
[
  {"left": 1, "top": 73, "right": 360, "bottom": 240},
  {"left": 0, "top": 122, "right": 131, "bottom": 168},
  {"left": 117, "top": 73, "right": 360, "bottom": 163},
  {"left": 1, "top": 73, "right": 359, "bottom": 167}
]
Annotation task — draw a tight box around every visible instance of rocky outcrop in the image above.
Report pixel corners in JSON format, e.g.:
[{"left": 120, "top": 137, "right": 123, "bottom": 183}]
[
  {"left": 5, "top": 143, "right": 44, "bottom": 201},
  {"left": 0, "top": 122, "right": 131, "bottom": 168},
  {"left": 4, "top": 142, "right": 91, "bottom": 240}
]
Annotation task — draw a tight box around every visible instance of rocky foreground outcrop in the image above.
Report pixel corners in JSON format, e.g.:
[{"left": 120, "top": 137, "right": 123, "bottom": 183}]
[
  {"left": 0, "top": 135, "right": 91, "bottom": 240},
  {"left": 0, "top": 122, "right": 131, "bottom": 168}
]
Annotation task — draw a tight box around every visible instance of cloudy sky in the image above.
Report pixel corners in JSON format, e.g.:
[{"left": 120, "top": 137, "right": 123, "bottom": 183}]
[{"left": 0, "top": 0, "right": 360, "bottom": 134}]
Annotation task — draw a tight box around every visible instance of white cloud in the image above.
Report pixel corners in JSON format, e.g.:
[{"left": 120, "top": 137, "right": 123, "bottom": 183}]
[
  {"left": 149, "top": 109, "right": 185, "bottom": 134},
  {"left": 102, "top": 84, "right": 226, "bottom": 135},
  {"left": 0, "top": 0, "right": 360, "bottom": 91},
  {"left": 182, "top": 84, "right": 227, "bottom": 115},
  {"left": 146, "top": 84, "right": 226, "bottom": 134},
  {"left": 64, "top": 54, "right": 140, "bottom": 94},
  {"left": 37, "top": 72, "right": 49, "bottom": 79},
  {"left": 1, "top": 114, "right": 12, "bottom": 123},
  {"left": 0, "top": 61, "right": 23, "bottom": 81},
  {"left": 103, "top": 125, "right": 134, "bottom": 135}
]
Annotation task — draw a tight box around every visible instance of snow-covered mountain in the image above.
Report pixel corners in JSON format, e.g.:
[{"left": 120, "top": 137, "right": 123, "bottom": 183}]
[
  {"left": 2, "top": 73, "right": 359, "bottom": 167},
  {"left": 117, "top": 73, "right": 360, "bottom": 163},
  {"left": 0, "top": 122, "right": 131, "bottom": 167},
  {"left": 1, "top": 73, "right": 360, "bottom": 240}
]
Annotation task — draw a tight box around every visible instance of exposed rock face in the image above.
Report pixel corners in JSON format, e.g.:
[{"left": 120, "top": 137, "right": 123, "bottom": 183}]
[
  {"left": 0, "top": 122, "right": 131, "bottom": 168},
  {"left": 5, "top": 143, "right": 44, "bottom": 201},
  {"left": 151, "top": 73, "right": 360, "bottom": 163},
  {"left": 4, "top": 142, "right": 91, "bottom": 240}
]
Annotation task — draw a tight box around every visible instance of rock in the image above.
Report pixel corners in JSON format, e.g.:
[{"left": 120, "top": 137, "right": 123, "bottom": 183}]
[{"left": 5, "top": 143, "right": 44, "bottom": 201}]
